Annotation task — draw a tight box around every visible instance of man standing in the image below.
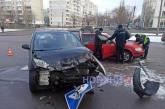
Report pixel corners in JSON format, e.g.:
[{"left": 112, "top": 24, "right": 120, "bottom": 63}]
[
  {"left": 95, "top": 28, "right": 103, "bottom": 59},
  {"left": 1, "top": 25, "right": 5, "bottom": 33},
  {"left": 135, "top": 34, "right": 150, "bottom": 59},
  {"left": 141, "top": 34, "right": 150, "bottom": 59},
  {"left": 135, "top": 34, "right": 143, "bottom": 44},
  {"left": 108, "top": 25, "right": 130, "bottom": 63}
]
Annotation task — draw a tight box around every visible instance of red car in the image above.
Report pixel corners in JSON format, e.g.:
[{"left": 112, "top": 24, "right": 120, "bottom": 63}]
[{"left": 81, "top": 33, "right": 144, "bottom": 62}]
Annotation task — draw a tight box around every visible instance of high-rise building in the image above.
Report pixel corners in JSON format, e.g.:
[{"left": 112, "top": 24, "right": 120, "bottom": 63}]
[
  {"left": 49, "top": 0, "right": 98, "bottom": 27},
  {"left": 31, "top": 0, "right": 44, "bottom": 24},
  {"left": 0, "top": 0, "right": 6, "bottom": 23},
  {"left": 0, "top": 0, "right": 44, "bottom": 24},
  {"left": 142, "top": 0, "right": 165, "bottom": 28}
]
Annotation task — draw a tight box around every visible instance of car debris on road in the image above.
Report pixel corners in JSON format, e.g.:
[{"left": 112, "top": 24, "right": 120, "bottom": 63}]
[{"left": 133, "top": 61, "right": 160, "bottom": 98}]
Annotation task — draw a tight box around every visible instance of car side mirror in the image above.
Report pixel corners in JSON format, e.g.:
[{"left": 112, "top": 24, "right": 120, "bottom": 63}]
[{"left": 22, "top": 44, "right": 30, "bottom": 50}]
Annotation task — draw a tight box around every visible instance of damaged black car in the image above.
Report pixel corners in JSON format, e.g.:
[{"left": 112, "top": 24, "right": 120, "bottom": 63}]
[{"left": 22, "top": 29, "right": 106, "bottom": 93}]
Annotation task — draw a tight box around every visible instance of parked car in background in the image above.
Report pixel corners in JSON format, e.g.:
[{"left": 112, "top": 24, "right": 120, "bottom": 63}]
[
  {"left": 22, "top": 29, "right": 106, "bottom": 93},
  {"left": 81, "top": 33, "right": 144, "bottom": 62}
]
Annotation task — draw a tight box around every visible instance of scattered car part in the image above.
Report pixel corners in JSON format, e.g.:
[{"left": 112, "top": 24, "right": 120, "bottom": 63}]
[
  {"left": 65, "top": 82, "right": 93, "bottom": 109},
  {"left": 133, "top": 61, "right": 160, "bottom": 98}
]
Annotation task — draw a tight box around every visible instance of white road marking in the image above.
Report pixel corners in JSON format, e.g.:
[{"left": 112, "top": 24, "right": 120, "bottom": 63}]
[{"left": 20, "top": 65, "right": 28, "bottom": 71}]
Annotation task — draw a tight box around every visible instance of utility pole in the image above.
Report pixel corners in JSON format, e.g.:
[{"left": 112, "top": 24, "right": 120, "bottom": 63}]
[
  {"left": 62, "top": 12, "right": 64, "bottom": 28},
  {"left": 157, "top": 0, "right": 163, "bottom": 36},
  {"left": 132, "top": 6, "right": 136, "bottom": 23}
]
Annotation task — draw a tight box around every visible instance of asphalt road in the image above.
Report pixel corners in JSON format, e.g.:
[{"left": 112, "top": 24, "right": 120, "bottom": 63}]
[{"left": 0, "top": 30, "right": 165, "bottom": 109}]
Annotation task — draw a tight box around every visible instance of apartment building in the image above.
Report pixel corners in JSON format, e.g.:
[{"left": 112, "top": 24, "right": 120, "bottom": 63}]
[
  {"left": 142, "top": 0, "right": 165, "bottom": 28},
  {"left": 31, "top": 0, "right": 44, "bottom": 24},
  {"left": 0, "top": 0, "right": 44, "bottom": 24},
  {"left": 49, "top": 0, "right": 98, "bottom": 27}
]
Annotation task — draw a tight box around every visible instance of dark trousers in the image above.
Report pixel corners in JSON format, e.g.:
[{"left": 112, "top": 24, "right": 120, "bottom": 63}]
[
  {"left": 95, "top": 44, "right": 102, "bottom": 59},
  {"left": 1, "top": 29, "right": 4, "bottom": 33},
  {"left": 116, "top": 44, "right": 124, "bottom": 62},
  {"left": 143, "top": 45, "right": 149, "bottom": 59}
]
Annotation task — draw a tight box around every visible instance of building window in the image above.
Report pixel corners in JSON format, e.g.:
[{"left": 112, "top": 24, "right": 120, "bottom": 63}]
[
  {"left": 162, "top": 11, "right": 165, "bottom": 17},
  {"left": 160, "top": 20, "right": 165, "bottom": 28}
]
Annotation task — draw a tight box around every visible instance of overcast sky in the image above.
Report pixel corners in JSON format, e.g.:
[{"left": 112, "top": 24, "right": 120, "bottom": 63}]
[{"left": 43, "top": 0, "right": 143, "bottom": 15}]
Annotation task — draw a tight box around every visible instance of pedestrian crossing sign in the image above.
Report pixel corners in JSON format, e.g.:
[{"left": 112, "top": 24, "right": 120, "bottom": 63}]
[{"left": 65, "top": 82, "right": 93, "bottom": 109}]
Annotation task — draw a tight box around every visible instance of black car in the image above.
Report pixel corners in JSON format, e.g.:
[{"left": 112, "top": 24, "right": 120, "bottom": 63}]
[{"left": 22, "top": 29, "right": 106, "bottom": 93}]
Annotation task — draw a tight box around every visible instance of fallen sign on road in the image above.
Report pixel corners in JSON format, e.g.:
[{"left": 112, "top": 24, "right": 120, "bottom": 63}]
[
  {"left": 133, "top": 61, "right": 160, "bottom": 98},
  {"left": 65, "top": 82, "right": 93, "bottom": 109}
]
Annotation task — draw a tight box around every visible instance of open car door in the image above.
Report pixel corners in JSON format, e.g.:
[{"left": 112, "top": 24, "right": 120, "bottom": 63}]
[
  {"left": 85, "top": 41, "right": 95, "bottom": 52},
  {"left": 98, "top": 35, "right": 116, "bottom": 59},
  {"left": 81, "top": 34, "right": 96, "bottom": 52},
  {"left": 102, "top": 41, "right": 116, "bottom": 59}
]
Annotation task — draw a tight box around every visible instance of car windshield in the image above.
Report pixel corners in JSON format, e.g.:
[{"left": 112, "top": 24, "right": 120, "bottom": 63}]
[
  {"left": 70, "top": 31, "right": 81, "bottom": 40},
  {"left": 34, "top": 32, "right": 82, "bottom": 50}
]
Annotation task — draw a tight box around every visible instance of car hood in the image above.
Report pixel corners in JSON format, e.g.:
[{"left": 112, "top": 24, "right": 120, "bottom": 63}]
[
  {"left": 33, "top": 47, "right": 92, "bottom": 70},
  {"left": 125, "top": 41, "right": 142, "bottom": 48}
]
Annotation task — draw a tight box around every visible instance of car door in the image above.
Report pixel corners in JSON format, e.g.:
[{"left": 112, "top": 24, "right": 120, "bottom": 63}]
[{"left": 99, "top": 35, "right": 116, "bottom": 59}]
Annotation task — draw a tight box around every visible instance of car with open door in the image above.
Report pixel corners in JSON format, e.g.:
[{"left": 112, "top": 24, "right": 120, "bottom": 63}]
[
  {"left": 22, "top": 29, "right": 106, "bottom": 93},
  {"left": 81, "top": 33, "right": 144, "bottom": 62}
]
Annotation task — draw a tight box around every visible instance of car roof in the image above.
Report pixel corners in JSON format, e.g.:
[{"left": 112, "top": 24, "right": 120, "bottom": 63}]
[
  {"left": 82, "top": 32, "right": 111, "bottom": 37},
  {"left": 34, "top": 28, "right": 70, "bottom": 33}
]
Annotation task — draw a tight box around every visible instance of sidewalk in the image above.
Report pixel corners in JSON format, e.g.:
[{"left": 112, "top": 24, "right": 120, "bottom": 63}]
[
  {"left": 129, "top": 36, "right": 162, "bottom": 43},
  {"left": 2, "top": 29, "right": 25, "bottom": 32},
  {"left": 0, "top": 29, "right": 33, "bottom": 36}
]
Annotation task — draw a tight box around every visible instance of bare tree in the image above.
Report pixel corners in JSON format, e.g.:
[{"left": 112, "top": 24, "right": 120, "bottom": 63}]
[
  {"left": 97, "top": 13, "right": 105, "bottom": 26},
  {"left": 84, "top": 15, "right": 97, "bottom": 26},
  {"left": 111, "top": 0, "right": 130, "bottom": 24},
  {"left": 142, "top": 0, "right": 154, "bottom": 28},
  {"left": 71, "top": 14, "right": 77, "bottom": 27},
  {"left": 0, "top": 6, "right": 5, "bottom": 25},
  {"left": 23, "top": 4, "right": 32, "bottom": 27}
]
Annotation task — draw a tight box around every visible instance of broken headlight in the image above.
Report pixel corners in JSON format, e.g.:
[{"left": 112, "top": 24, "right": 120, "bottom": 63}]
[{"left": 33, "top": 58, "right": 49, "bottom": 69}]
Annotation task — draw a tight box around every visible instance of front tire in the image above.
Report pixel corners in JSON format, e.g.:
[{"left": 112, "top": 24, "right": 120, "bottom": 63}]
[
  {"left": 29, "top": 71, "right": 39, "bottom": 93},
  {"left": 124, "top": 50, "right": 133, "bottom": 62}
]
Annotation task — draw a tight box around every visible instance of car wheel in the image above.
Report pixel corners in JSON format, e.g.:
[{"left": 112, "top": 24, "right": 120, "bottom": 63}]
[
  {"left": 29, "top": 71, "right": 39, "bottom": 93},
  {"left": 124, "top": 50, "right": 133, "bottom": 62}
]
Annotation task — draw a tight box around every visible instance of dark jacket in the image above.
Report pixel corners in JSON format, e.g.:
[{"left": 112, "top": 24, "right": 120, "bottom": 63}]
[
  {"left": 135, "top": 36, "right": 143, "bottom": 44},
  {"left": 1, "top": 26, "right": 4, "bottom": 29},
  {"left": 108, "top": 28, "right": 130, "bottom": 47},
  {"left": 95, "top": 30, "right": 102, "bottom": 46}
]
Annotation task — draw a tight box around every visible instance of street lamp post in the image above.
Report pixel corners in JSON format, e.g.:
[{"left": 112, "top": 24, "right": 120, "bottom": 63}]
[{"left": 62, "top": 12, "right": 64, "bottom": 28}]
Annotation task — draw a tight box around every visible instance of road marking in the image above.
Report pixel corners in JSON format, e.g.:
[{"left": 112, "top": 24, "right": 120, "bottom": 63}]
[{"left": 20, "top": 65, "right": 28, "bottom": 71}]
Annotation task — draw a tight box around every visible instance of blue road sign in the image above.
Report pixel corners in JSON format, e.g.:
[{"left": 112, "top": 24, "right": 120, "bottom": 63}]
[{"left": 65, "top": 82, "right": 93, "bottom": 109}]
